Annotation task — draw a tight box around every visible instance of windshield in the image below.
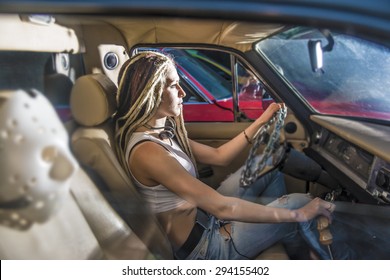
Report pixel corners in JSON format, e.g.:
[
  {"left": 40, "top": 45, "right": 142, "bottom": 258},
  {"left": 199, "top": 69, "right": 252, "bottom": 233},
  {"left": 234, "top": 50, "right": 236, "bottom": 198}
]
[{"left": 256, "top": 27, "right": 390, "bottom": 121}]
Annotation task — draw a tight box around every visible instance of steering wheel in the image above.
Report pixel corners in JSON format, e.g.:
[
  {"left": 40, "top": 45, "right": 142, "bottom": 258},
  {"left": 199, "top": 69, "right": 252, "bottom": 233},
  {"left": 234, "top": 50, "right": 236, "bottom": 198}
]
[{"left": 240, "top": 106, "right": 288, "bottom": 187}]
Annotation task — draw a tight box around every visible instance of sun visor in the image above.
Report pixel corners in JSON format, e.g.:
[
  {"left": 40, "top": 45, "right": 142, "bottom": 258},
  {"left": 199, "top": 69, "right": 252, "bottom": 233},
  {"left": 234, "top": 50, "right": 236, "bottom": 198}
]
[
  {"left": 114, "top": 18, "right": 283, "bottom": 52},
  {"left": 0, "top": 14, "right": 81, "bottom": 53}
]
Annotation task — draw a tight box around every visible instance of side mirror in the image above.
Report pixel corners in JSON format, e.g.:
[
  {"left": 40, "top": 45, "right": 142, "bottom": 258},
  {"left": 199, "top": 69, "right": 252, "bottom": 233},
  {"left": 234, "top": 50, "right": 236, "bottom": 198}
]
[{"left": 308, "top": 40, "right": 323, "bottom": 72}]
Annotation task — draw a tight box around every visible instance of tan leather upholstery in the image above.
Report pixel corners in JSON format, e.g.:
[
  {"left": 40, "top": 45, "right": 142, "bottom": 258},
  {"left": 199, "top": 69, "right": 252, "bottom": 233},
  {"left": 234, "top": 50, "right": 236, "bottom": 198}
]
[
  {"left": 255, "top": 242, "right": 289, "bottom": 260},
  {"left": 71, "top": 74, "right": 117, "bottom": 127},
  {"left": 70, "top": 168, "right": 152, "bottom": 260},
  {"left": 70, "top": 74, "right": 173, "bottom": 259}
]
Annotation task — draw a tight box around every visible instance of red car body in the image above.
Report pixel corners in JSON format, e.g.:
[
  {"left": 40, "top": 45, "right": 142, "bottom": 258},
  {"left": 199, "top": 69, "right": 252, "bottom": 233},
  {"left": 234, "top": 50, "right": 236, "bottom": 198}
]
[{"left": 175, "top": 58, "right": 271, "bottom": 122}]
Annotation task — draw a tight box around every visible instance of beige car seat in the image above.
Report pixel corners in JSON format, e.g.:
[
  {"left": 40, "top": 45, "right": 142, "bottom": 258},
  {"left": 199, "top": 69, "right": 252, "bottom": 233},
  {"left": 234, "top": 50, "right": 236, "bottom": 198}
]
[
  {"left": 70, "top": 74, "right": 173, "bottom": 259},
  {"left": 0, "top": 89, "right": 150, "bottom": 259}
]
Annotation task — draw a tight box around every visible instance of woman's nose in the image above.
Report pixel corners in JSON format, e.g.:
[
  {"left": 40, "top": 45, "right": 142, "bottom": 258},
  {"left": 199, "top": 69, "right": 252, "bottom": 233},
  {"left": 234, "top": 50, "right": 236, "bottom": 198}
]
[{"left": 178, "top": 84, "right": 186, "bottom": 98}]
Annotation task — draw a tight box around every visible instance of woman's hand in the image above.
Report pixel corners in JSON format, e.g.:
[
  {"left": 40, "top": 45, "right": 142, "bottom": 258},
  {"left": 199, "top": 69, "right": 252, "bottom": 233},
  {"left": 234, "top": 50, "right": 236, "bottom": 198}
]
[
  {"left": 257, "top": 102, "right": 285, "bottom": 125},
  {"left": 292, "top": 197, "right": 336, "bottom": 223}
]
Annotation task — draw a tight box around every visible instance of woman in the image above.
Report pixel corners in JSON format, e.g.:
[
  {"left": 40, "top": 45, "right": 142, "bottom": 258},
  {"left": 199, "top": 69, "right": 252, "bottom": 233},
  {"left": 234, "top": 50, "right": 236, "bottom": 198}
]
[{"left": 114, "top": 51, "right": 348, "bottom": 260}]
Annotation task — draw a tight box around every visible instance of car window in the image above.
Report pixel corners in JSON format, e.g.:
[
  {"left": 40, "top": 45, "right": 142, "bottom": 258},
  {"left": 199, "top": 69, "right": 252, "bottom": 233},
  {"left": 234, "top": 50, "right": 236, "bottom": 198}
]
[
  {"left": 236, "top": 60, "right": 274, "bottom": 120},
  {"left": 0, "top": 51, "right": 83, "bottom": 122},
  {"left": 134, "top": 47, "right": 273, "bottom": 122},
  {"left": 256, "top": 27, "right": 390, "bottom": 121},
  {"left": 0, "top": 51, "right": 50, "bottom": 92},
  {"left": 178, "top": 70, "right": 208, "bottom": 103},
  {"left": 169, "top": 49, "right": 232, "bottom": 100}
]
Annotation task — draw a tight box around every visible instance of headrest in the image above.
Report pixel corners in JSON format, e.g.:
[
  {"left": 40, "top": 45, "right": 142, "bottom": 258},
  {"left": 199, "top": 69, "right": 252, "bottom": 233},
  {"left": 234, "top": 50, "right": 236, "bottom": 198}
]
[{"left": 70, "top": 74, "right": 117, "bottom": 127}]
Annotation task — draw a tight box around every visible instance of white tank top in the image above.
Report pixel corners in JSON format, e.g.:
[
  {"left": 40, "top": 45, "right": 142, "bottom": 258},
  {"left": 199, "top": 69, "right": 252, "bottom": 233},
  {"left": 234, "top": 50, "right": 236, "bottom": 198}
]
[{"left": 125, "top": 132, "right": 196, "bottom": 213}]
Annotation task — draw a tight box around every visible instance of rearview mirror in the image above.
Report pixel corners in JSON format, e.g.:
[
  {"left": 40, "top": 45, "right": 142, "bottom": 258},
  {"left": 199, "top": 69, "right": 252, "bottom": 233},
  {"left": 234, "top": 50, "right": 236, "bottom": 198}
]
[
  {"left": 308, "top": 29, "right": 334, "bottom": 73},
  {"left": 308, "top": 40, "right": 323, "bottom": 72}
]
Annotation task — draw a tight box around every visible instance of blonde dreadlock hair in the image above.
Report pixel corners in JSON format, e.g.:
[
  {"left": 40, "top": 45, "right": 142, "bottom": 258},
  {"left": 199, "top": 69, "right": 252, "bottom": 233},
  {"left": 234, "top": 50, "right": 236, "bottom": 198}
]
[{"left": 114, "top": 51, "right": 197, "bottom": 177}]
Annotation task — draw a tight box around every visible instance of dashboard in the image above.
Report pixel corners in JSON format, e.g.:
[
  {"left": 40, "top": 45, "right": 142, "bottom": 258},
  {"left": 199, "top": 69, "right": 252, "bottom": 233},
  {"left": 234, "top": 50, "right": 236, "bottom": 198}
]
[
  {"left": 310, "top": 115, "right": 390, "bottom": 205},
  {"left": 322, "top": 132, "right": 390, "bottom": 204}
]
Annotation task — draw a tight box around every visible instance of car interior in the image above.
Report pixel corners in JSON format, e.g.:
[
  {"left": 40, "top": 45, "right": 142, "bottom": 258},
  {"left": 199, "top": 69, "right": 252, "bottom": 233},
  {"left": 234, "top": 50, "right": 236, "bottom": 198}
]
[{"left": 1, "top": 5, "right": 390, "bottom": 260}]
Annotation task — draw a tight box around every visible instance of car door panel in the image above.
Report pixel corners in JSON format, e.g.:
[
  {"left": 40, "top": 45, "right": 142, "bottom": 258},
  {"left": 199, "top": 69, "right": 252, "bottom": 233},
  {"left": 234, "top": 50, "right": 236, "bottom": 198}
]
[{"left": 186, "top": 122, "right": 251, "bottom": 188}]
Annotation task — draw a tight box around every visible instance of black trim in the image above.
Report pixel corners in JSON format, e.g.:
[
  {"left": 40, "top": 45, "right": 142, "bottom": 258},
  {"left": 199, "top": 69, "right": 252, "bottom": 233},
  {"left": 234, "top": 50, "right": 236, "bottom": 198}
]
[
  {"left": 174, "top": 208, "right": 209, "bottom": 259},
  {"left": 0, "top": 197, "right": 30, "bottom": 209}
]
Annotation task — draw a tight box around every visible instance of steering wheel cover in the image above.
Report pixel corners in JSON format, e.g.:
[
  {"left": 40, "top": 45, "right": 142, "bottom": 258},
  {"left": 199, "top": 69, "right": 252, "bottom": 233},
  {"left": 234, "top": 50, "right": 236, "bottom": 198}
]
[{"left": 240, "top": 107, "right": 287, "bottom": 187}]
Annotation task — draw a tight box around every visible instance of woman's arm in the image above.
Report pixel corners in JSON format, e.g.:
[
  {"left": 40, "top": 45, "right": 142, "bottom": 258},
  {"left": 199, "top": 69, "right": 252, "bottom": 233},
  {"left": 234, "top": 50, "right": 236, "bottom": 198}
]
[
  {"left": 129, "top": 141, "right": 334, "bottom": 224},
  {"left": 190, "top": 102, "right": 284, "bottom": 166}
]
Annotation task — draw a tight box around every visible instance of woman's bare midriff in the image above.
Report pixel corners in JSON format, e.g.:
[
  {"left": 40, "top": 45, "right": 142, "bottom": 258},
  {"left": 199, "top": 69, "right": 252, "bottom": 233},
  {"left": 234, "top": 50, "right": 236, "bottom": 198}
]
[
  {"left": 157, "top": 203, "right": 197, "bottom": 250},
  {"left": 156, "top": 202, "right": 231, "bottom": 251},
  {"left": 156, "top": 202, "right": 197, "bottom": 251}
]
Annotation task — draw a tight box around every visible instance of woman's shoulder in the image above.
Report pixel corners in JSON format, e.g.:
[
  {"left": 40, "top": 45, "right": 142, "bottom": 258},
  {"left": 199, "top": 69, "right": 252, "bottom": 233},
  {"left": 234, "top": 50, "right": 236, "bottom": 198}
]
[
  {"left": 129, "top": 131, "right": 152, "bottom": 142},
  {"left": 126, "top": 132, "right": 156, "bottom": 158},
  {"left": 126, "top": 132, "right": 170, "bottom": 159},
  {"left": 130, "top": 140, "right": 167, "bottom": 160}
]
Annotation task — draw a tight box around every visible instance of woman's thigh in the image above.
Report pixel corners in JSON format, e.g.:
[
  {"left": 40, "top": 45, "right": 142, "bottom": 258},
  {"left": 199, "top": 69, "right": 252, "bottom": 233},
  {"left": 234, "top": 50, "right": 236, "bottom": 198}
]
[
  {"left": 217, "top": 169, "right": 286, "bottom": 204},
  {"left": 240, "top": 170, "right": 287, "bottom": 204}
]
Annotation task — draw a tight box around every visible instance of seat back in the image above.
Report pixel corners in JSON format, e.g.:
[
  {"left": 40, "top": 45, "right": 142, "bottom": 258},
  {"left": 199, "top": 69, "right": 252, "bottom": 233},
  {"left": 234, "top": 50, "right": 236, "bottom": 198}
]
[
  {"left": 70, "top": 74, "right": 173, "bottom": 259},
  {"left": 70, "top": 168, "right": 152, "bottom": 260}
]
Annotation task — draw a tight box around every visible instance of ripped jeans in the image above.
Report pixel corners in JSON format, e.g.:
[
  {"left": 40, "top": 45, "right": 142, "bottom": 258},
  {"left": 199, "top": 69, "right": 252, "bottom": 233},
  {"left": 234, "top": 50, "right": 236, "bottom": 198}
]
[{"left": 185, "top": 170, "right": 354, "bottom": 260}]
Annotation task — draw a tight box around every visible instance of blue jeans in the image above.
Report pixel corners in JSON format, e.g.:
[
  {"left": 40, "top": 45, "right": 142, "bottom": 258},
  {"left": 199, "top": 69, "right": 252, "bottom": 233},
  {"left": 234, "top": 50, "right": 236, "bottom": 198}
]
[{"left": 185, "top": 170, "right": 354, "bottom": 260}]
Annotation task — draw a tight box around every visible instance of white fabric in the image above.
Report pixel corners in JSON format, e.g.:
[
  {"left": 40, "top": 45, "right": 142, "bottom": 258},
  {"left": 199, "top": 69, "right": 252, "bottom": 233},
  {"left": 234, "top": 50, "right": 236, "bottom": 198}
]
[{"left": 125, "top": 132, "right": 196, "bottom": 213}]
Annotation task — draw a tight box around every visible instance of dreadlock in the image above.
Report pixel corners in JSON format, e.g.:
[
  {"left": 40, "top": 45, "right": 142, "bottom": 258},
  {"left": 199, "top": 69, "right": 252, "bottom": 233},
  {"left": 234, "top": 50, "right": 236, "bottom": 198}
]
[{"left": 114, "top": 51, "right": 197, "bottom": 177}]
